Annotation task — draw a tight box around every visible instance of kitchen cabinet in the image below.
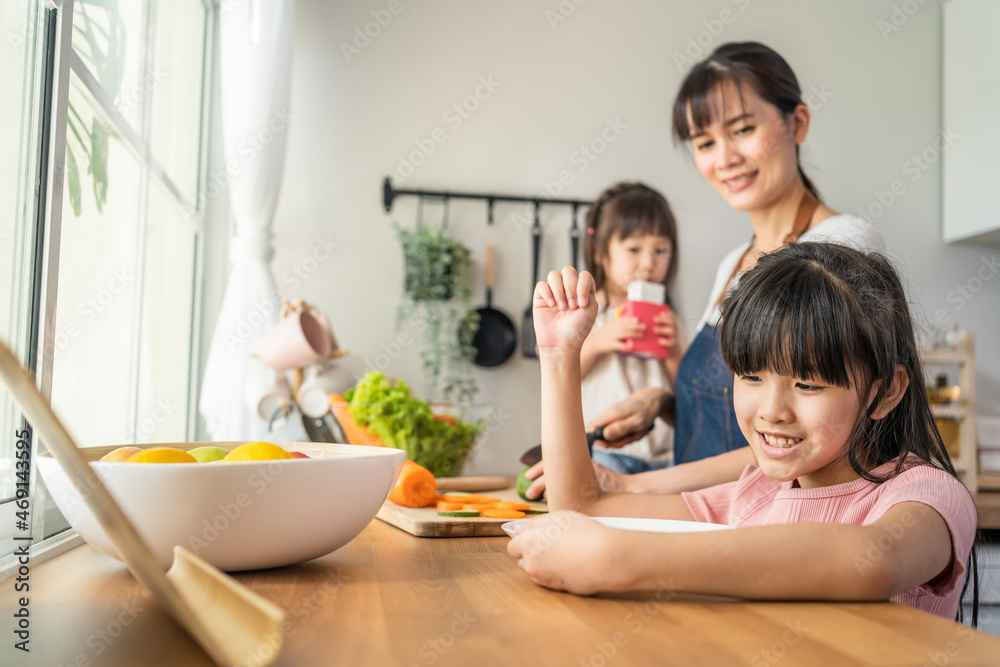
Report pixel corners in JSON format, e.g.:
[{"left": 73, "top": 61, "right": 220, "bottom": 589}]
[{"left": 942, "top": 0, "right": 1000, "bottom": 243}]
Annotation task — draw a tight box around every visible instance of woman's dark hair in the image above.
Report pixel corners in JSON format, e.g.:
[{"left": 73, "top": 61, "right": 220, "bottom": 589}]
[
  {"left": 583, "top": 182, "right": 678, "bottom": 301},
  {"left": 672, "top": 41, "right": 821, "bottom": 201},
  {"left": 719, "top": 241, "right": 978, "bottom": 625}
]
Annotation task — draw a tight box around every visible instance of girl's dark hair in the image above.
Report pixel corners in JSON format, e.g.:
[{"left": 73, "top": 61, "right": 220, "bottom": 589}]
[
  {"left": 583, "top": 182, "right": 678, "bottom": 300},
  {"left": 671, "top": 41, "right": 821, "bottom": 201},
  {"left": 719, "top": 241, "right": 978, "bottom": 625}
]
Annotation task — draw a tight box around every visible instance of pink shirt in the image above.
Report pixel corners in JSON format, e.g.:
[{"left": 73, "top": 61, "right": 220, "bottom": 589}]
[{"left": 682, "top": 460, "right": 977, "bottom": 619}]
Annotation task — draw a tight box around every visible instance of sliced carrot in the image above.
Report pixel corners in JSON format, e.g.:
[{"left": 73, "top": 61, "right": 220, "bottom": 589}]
[
  {"left": 436, "top": 502, "right": 466, "bottom": 512},
  {"left": 490, "top": 501, "right": 531, "bottom": 511},
  {"left": 436, "top": 494, "right": 498, "bottom": 504},
  {"left": 387, "top": 460, "right": 437, "bottom": 508},
  {"left": 329, "top": 394, "right": 385, "bottom": 447},
  {"left": 481, "top": 509, "right": 526, "bottom": 519}
]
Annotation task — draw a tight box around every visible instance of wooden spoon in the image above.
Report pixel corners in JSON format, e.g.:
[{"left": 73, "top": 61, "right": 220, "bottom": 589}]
[{"left": 0, "top": 341, "right": 286, "bottom": 666}]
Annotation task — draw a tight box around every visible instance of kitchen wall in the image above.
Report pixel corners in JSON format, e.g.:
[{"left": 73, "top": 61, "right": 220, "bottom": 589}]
[{"left": 228, "top": 0, "right": 999, "bottom": 474}]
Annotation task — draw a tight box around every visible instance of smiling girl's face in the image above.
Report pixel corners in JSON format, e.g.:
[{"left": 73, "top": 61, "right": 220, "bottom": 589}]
[
  {"left": 733, "top": 370, "right": 863, "bottom": 488},
  {"left": 688, "top": 81, "right": 807, "bottom": 213}
]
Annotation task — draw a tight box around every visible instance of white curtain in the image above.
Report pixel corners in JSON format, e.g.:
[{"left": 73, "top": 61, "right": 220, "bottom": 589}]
[{"left": 199, "top": 0, "right": 295, "bottom": 440}]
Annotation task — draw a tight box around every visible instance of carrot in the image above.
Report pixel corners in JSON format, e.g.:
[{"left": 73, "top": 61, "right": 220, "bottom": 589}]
[
  {"left": 329, "top": 394, "right": 385, "bottom": 447},
  {"left": 388, "top": 460, "right": 437, "bottom": 508},
  {"left": 436, "top": 494, "right": 499, "bottom": 504},
  {"left": 490, "top": 501, "right": 531, "bottom": 512},
  {"left": 436, "top": 502, "right": 466, "bottom": 512},
  {"left": 481, "top": 509, "right": 526, "bottom": 519}
]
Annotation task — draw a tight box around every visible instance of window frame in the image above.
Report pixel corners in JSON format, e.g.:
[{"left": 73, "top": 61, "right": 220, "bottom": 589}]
[{"left": 0, "top": 0, "right": 216, "bottom": 571}]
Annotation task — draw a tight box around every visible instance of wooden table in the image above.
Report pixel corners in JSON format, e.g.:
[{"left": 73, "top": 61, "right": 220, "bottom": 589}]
[{"left": 4, "top": 520, "right": 1000, "bottom": 667}]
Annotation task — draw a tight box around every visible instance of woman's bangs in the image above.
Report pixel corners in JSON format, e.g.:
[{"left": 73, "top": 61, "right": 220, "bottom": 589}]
[{"left": 672, "top": 67, "right": 746, "bottom": 142}]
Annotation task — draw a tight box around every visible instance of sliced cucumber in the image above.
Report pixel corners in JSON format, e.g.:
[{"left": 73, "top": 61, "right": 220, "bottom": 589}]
[
  {"left": 437, "top": 509, "right": 480, "bottom": 517},
  {"left": 524, "top": 508, "right": 548, "bottom": 514}
]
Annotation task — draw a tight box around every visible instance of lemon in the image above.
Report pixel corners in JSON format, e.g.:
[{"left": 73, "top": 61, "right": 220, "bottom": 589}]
[
  {"left": 125, "top": 447, "right": 198, "bottom": 463},
  {"left": 222, "top": 441, "right": 293, "bottom": 462},
  {"left": 187, "top": 446, "right": 229, "bottom": 463}
]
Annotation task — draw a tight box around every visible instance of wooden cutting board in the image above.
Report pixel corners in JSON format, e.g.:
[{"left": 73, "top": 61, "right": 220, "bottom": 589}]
[{"left": 377, "top": 487, "right": 547, "bottom": 537}]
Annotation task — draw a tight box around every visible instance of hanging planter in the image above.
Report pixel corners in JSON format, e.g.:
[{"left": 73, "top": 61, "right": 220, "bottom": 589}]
[{"left": 394, "top": 221, "right": 478, "bottom": 403}]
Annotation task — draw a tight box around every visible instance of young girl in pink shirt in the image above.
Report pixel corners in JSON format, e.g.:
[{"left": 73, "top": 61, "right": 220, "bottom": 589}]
[{"left": 509, "top": 242, "right": 979, "bottom": 622}]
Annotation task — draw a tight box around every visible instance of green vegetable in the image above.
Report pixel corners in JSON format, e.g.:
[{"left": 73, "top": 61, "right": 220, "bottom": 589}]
[
  {"left": 346, "top": 371, "right": 481, "bottom": 477},
  {"left": 516, "top": 466, "right": 542, "bottom": 502},
  {"left": 437, "top": 510, "right": 480, "bottom": 517},
  {"left": 524, "top": 508, "right": 548, "bottom": 514}
]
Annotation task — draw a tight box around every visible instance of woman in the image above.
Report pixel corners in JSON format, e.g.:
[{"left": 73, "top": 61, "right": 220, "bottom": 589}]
[{"left": 525, "top": 41, "right": 884, "bottom": 498}]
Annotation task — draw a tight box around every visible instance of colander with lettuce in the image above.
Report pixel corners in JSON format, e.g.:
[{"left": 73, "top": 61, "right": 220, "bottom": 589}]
[{"left": 345, "top": 372, "right": 482, "bottom": 477}]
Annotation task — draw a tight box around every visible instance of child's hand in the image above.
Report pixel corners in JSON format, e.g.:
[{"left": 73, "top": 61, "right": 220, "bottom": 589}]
[
  {"left": 588, "top": 315, "right": 646, "bottom": 354},
  {"left": 533, "top": 267, "right": 598, "bottom": 354},
  {"left": 652, "top": 308, "right": 680, "bottom": 356},
  {"left": 507, "top": 510, "right": 620, "bottom": 595}
]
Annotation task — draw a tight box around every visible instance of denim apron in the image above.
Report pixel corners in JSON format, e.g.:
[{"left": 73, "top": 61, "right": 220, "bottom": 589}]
[
  {"left": 673, "top": 191, "right": 819, "bottom": 465},
  {"left": 673, "top": 324, "right": 745, "bottom": 465}
]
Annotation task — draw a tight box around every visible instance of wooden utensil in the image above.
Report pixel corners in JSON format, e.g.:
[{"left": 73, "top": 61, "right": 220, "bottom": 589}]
[{"left": 0, "top": 341, "right": 286, "bottom": 667}]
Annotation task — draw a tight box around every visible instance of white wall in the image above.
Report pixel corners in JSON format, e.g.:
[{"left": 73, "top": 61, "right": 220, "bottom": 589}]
[{"left": 259, "top": 0, "right": 999, "bottom": 474}]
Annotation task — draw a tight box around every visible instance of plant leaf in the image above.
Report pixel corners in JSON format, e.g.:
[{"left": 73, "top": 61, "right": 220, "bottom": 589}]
[
  {"left": 65, "top": 146, "right": 82, "bottom": 217},
  {"left": 88, "top": 119, "right": 109, "bottom": 212}
]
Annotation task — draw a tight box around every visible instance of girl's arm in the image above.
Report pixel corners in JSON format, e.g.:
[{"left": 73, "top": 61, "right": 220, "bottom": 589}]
[
  {"left": 618, "top": 447, "right": 756, "bottom": 494},
  {"left": 536, "top": 267, "right": 695, "bottom": 520},
  {"left": 579, "top": 331, "right": 607, "bottom": 378},
  {"left": 510, "top": 502, "right": 952, "bottom": 600}
]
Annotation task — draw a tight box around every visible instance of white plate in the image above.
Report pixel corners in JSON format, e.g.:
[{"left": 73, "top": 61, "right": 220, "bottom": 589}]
[{"left": 501, "top": 516, "right": 734, "bottom": 538}]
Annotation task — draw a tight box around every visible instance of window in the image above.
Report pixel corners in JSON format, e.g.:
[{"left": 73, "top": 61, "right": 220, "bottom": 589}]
[{"left": 0, "top": 0, "right": 213, "bottom": 562}]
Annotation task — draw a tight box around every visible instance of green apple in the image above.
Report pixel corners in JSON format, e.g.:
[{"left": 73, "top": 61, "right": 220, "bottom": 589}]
[{"left": 187, "top": 446, "right": 229, "bottom": 463}]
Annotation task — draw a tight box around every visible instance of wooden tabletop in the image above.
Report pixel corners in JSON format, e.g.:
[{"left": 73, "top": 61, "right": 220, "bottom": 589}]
[{"left": 4, "top": 519, "right": 1000, "bottom": 667}]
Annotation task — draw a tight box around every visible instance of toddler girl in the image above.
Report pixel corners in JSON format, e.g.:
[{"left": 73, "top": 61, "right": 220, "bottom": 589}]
[
  {"left": 512, "top": 242, "right": 978, "bottom": 622},
  {"left": 579, "top": 182, "right": 681, "bottom": 473}
]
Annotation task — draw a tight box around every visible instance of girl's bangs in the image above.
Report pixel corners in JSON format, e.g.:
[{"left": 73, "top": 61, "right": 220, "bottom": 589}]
[
  {"left": 721, "top": 261, "right": 870, "bottom": 389},
  {"left": 607, "top": 195, "right": 674, "bottom": 241}
]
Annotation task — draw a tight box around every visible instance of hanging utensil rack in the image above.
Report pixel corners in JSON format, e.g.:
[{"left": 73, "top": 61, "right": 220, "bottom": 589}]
[{"left": 383, "top": 176, "right": 592, "bottom": 223}]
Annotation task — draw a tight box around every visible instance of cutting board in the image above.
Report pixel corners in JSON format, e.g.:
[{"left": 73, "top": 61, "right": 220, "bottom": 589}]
[{"left": 377, "top": 487, "right": 547, "bottom": 537}]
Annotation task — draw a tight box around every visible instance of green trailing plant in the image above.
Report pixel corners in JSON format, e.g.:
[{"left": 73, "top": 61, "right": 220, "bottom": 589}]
[
  {"left": 395, "top": 223, "right": 479, "bottom": 402},
  {"left": 66, "top": 0, "right": 126, "bottom": 216}
]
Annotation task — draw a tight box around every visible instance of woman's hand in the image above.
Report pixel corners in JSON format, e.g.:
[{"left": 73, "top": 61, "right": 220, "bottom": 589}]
[
  {"left": 523, "top": 459, "right": 629, "bottom": 500},
  {"left": 507, "top": 510, "right": 621, "bottom": 595},
  {"left": 588, "top": 315, "right": 646, "bottom": 354},
  {"left": 533, "top": 267, "right": 598, "bottom": 354},
  {"left": 588, "top": 387, "right": 668, "bottom": 444}
]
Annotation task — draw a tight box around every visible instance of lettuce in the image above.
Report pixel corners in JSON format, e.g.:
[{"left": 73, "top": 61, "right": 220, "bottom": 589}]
[{"left": 345, "top": 371, "right": 480, "bottom": 477}]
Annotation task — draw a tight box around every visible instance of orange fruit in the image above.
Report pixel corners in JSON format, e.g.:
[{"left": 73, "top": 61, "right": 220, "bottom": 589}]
[
  {"left": 125, "top": 447, "right": 198, "bottom": 463},
  {"left": 222, "top": 441, "right": 293, "bottom": 462}
]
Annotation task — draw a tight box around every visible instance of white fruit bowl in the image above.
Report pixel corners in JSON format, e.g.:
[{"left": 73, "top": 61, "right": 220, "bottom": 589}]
[{"left": 37, "top": 441, "right": 405, "bottom": 572}]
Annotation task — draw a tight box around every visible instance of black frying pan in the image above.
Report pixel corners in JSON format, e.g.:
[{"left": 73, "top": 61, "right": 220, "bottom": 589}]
[{"left": 470, "top": 245, "right": 517, "bottom": 367}]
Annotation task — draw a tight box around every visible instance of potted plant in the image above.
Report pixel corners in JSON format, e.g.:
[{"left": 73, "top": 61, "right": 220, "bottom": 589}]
[{"left": 395, "top": 224, "right": 478, "bottom": 402}]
